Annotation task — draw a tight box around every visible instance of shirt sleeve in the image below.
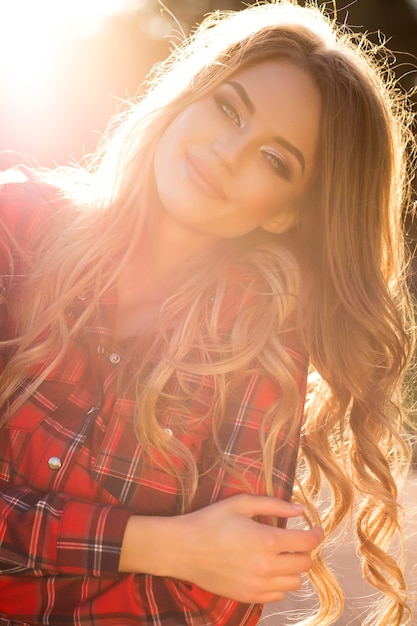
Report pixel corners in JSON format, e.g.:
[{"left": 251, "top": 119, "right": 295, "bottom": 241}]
[
  {"left": 0, "top": 169, "right": 50, "bottom": 341},
  {"left": 0, "top": 484, "right": 131, "bottom": 577},
  {"left": 0, "top": 172, "right": 132, "bottom": 579},
  {"left": 0, "top": 168, "right": 49, "bottom": 259}
]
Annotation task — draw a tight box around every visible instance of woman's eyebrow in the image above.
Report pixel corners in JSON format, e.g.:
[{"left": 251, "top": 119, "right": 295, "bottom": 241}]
[
  {"left": 224, "top": 80, "right": 255, "bottom": 114},
  {"left": 274, "top": 135, "right": 305, "bottom": 174}
]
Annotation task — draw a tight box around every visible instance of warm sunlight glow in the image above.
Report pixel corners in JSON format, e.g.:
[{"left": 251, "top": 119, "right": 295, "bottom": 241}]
[
  {"left": 0, "top": 0, "right": 137, "bottom": 87},
  {"left": 0, "top": 0, "right": 169, "bottom": 168}
]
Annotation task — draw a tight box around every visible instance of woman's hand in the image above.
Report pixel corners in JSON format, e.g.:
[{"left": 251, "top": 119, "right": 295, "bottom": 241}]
[
  {"left": 171, "top": 494, "right": 322, "bottom": 603},
  {"left": 120, "top": 494, "right": 323, "bottom": 604}
]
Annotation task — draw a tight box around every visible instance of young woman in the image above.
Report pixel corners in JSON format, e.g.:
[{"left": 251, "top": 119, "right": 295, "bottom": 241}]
[{"left": 0, "top": 1, "right": 415, "bottom": 625}]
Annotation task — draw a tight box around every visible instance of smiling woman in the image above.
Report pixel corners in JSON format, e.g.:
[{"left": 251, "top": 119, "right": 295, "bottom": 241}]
[
  {"left": 0, "top": 2, "right": 415, "bottom": 626},
  {"left": 153, "top": 60, "right": 320, "bottom": 241}
]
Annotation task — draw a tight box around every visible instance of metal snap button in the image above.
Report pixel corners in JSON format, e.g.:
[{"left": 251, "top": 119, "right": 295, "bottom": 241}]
[
  {"left": 109, "top": 352, "right": 121, "bottom": 364},
  {"left": 76, "top": 292, "right": 89, "bottom": 301},
  {"left": 163, "top": 428, "right": 173, "bottom": 437},
  {"left": 47, "top": 456, "right": 62, "bottom": 471}
]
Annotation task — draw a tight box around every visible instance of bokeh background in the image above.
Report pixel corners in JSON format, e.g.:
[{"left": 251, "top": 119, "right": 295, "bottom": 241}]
[{"left": 1, "top": 0, "right": 416, "bottom": 167}]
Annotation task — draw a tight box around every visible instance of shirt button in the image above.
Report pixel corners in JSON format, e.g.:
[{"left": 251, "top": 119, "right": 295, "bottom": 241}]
[
  {"left": 97, "top": 344, "right": 105, "bottom": 355},
  {"left": 48, "top": 456, "right": 62, "bottom": 471},
  {"left": 109, "top": 352, "right": 121, "bottom": 364}
]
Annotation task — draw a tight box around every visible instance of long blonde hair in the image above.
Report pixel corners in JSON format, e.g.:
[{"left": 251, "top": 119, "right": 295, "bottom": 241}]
[{"left": 0, "top": 1, "right": 416, "bottom": 624}]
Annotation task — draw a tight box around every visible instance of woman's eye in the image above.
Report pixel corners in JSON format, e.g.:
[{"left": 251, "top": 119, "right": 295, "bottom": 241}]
[
  {"left": 214, "top": 96, "right": 241, "bottom": 126},
  {"left": 262, "top": 149, "right": 291, "bottom": 180}
]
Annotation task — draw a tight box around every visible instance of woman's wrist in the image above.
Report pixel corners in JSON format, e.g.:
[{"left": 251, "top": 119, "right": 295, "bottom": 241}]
[{"left": 118, "top": 513, "right": 185, "bottom": 577}]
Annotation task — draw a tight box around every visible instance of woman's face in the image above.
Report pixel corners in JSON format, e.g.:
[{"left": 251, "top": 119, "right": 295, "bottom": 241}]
[{"left": 154, "top": 59, "right": 321, "bottom": 241}]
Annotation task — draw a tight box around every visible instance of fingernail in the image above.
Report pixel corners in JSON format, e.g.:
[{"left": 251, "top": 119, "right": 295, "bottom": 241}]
[{"left": 290, "top": 503, "right": 304, "bottom": 511}]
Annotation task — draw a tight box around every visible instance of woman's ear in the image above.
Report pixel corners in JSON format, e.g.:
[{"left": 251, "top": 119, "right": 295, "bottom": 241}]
[{"left": 261, "top": 209, "right": 297, "bottom": 234}]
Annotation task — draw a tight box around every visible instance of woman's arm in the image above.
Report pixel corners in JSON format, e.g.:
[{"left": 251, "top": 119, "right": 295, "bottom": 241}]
[
  {"left": 118, "top": 329, "right": 321, "bottom": 605},
  {"left": 120, "top": 494, "right": 323, "bottom": 604},
  {"left": 0, "top": 477, "right": 321, "bottom": 594}
]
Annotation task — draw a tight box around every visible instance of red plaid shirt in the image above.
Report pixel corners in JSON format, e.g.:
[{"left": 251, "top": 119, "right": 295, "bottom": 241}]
[{"left": 0, "top": 170, "right": 307, "bottom": 626}]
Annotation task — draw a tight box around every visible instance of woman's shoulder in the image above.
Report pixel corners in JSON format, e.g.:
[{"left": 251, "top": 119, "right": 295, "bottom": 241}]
[
  {"left": 0, "top": 166, "right": 73, "bottom": 248},
  {"left": 0, "top": 166, "right": 59, "bottom": 234}
]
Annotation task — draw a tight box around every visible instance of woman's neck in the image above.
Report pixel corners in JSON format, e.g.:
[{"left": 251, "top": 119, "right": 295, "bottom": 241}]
[{"left": 114, "top": 214, "right": 217, "bottom": 339}]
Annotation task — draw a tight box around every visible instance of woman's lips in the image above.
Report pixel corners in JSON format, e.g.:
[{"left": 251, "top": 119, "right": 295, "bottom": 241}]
[{"left": 185, "top": 152, "right": 226, "bottom": 200}]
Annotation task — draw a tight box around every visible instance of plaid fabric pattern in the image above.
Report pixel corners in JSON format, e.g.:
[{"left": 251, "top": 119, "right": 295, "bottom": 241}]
[{"left": 0, "top": 172, "right": 307, "bottom": 626}]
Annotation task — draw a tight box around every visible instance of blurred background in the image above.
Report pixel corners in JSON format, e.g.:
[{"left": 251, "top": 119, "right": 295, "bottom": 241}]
[
  {"left": 0, "top": 0, "right": 416, "bottom": 167},
  {"left": 0, "top": 0, "right": 416, "bottom": 250}
]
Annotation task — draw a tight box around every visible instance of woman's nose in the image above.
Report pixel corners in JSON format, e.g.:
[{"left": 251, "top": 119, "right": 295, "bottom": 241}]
[{"left": 210, "top": 135, "right": 250, "bottom": 173}]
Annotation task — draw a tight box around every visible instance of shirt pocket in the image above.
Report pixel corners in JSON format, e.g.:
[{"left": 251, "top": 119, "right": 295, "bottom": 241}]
[{"left": 4, "top": 381, "right": 95, "bottom": 492}]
